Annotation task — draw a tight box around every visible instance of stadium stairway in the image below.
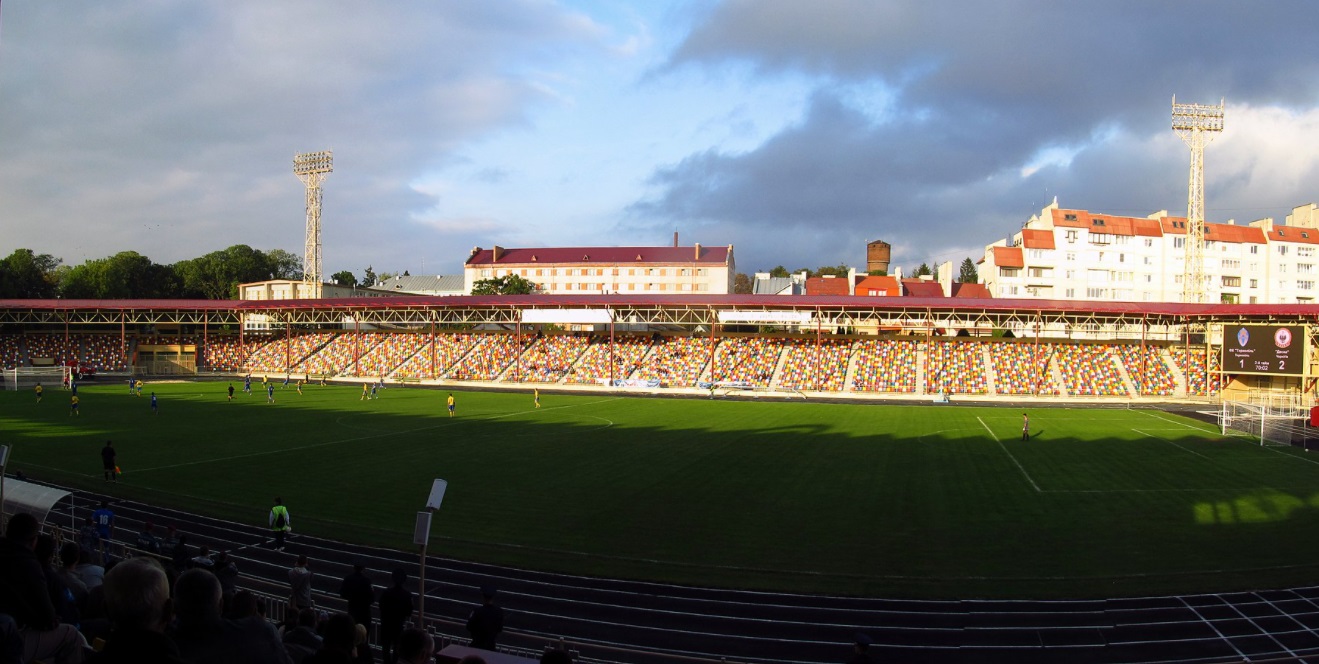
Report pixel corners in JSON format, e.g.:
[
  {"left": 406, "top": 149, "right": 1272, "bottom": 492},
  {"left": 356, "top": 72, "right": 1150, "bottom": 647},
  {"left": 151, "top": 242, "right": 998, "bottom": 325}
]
[
  {"left": 1112, "top": 347, "right": 1140, "bottom": 399},
  {"left": 981, "top": 345, "right": 999, "bottom": 396}
]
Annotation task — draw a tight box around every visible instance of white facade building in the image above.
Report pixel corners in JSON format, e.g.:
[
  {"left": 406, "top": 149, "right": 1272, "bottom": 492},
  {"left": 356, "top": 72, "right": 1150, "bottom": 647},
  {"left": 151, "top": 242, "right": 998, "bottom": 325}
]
[
  {"left": 981, "top": 200, "right": 1319, "bottom": 304},
  {"left": 464, "top": 244, "right": 736, "bottom": 295}
]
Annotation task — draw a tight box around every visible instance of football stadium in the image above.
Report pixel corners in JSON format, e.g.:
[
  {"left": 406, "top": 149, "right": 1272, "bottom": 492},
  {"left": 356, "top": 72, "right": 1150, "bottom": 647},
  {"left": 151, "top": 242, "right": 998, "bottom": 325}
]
[{"left": 3, "top": 295, "right": 1319, "bottom": 662}]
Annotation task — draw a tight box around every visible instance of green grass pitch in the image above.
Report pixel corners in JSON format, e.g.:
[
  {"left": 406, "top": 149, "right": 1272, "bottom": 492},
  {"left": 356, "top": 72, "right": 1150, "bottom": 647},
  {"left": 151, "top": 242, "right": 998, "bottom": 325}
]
[{"left": 6, "top": 380, "right": 1319, "bottom": 599}]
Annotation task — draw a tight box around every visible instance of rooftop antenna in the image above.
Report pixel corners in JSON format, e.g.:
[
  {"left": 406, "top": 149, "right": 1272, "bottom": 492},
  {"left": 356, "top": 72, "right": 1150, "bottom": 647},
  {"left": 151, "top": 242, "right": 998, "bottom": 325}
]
[
  {"left": 294, "top": 150, "right": 334, "bottom": 298},
  {"left": 1171, "top": 97, "right": 1224, "bottom": 304}
]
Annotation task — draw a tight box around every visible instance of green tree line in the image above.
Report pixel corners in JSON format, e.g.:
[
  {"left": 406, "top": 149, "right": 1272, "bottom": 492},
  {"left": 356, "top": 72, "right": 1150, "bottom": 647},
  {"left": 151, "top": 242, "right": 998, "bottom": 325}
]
[{"left": 0, "top": 246, "right": 304, "bottom": 299}]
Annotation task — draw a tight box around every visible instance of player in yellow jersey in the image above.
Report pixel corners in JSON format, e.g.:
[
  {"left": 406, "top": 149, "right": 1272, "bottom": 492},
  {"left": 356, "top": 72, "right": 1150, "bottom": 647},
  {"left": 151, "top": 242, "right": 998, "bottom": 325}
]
[
  {"left": 70, "top": 395, "right": 80, "bottom": 416},
  {"left": 361, "top": 383, "right": 370, "bottom": 401},
  {"left": 447, "top": 393, "right": 456, "bottom": 417},
  {"left": 35, "top": 383, "right": 43, "bottom": 403},
  {"left": 296, "top": 378, "right": 304, "bottom": 395},
  {"left": 534, "top": 388, "right": 540, "bottom": 409}
]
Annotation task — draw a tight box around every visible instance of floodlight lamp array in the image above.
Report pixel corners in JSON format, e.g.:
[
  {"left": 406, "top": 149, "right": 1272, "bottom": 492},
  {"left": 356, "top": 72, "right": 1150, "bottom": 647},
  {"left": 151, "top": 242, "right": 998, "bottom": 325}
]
[
  {"left": 293, "top": 150, "right": 334, "bottom": 175},
  {"left": 1171, "top": 98, "right": 1225, "bottom": 133}
]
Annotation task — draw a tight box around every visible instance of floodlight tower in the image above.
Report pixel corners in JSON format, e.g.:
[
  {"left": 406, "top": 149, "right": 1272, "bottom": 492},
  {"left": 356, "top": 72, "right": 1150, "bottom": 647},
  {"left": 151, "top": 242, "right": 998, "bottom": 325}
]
[
  {"left": 1171, "top": 97, "right": 1224, "bottom": 304},
  {"left": 293, "top": 150, "right": 334, "bottom": 298}
]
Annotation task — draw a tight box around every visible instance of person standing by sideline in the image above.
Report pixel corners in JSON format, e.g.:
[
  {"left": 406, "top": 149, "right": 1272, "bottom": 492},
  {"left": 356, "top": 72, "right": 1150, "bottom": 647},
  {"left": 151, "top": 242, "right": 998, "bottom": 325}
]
[
  {"left": 269, "top": 497, "right": 291, "bottom": 551},
  {"left": 377, "top": 569, "right": 414, "bottom": 664},
  {"left": 534, "top": 388, "right": 540, "bottom": 409},
  {"left": 1022, "top": 413, "right": 1030, "bottom": 441},
  {"left": 446, "top": 393, "right": 456, "bottom": 418},
  {"left": 465, "top": 585, "right": 503, "bottom": 651},
  {"left": 101, "top": 441, "right": 117, "bottom": 481}
]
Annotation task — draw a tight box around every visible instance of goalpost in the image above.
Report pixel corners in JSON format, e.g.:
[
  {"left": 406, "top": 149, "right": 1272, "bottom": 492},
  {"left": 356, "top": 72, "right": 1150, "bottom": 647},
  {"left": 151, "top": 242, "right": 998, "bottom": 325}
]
[
  {"left": 4, "top": 367, "right": 68, "bottom": 392},
  {"left": 1220, "top": 398, "right": 1316, "bottom": 448}
]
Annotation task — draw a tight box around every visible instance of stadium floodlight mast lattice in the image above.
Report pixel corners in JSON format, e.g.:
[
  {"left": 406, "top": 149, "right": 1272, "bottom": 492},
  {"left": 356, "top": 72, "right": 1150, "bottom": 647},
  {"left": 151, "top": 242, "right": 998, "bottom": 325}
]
[
  {"left": 293, "top": 150, "right": 334, "bottom": 298},
  {"left": 1171, "top": 96, "right": 1224, "bottom": 304}
]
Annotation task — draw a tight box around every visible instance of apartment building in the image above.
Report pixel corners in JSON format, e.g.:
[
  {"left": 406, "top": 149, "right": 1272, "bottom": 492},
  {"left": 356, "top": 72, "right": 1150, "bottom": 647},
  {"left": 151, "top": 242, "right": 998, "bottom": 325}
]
[
  {"left": 981, "top": 200, "right": 1319, "bottom": 304},
  {"left": 463, "top": 243, "right": 736, "bottom": 295}
]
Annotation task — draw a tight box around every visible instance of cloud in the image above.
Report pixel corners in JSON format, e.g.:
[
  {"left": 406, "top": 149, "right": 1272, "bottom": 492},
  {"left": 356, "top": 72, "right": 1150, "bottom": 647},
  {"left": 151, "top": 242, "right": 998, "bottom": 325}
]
[
  {"left": 0, "top": 1, "right": 612, "bottom": 273},
  {"left": 627, "top": 0, "right": 1319, "bottom": 272}
]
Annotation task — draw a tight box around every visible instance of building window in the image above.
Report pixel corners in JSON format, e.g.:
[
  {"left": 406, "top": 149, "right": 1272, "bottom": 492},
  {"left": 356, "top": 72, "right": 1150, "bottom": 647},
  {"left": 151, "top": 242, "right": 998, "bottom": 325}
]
[
  {"left": 1222, "top": 276, "right": 1241, "bottom": 287},
  {"left": 1000, "top": 268, "right": 1020, "bottom": 277},
  {"left": 1065, "top": 230, "right": 1078, "bottom": 243},
  {"left": 1300, "top": 264, "right": 1314, "bottom": 274},
  {"left": 1250, "top": 245, "right": 1259, "bottom": 254},
  {"left": 697, "top": 268, "right": 707, "bottom": 276},
  {"left": 1086, "top": 287, "right": 1107, "bottom": 298},
  {"left": 1066, "top": 252, "right": 1077, "bottom": 261},
  {"left": 1174, "top": 238, "right": 1185, "bottom": 248},
  {"left": 1300, "top": 280, "right": 1316, "bottom": 290},
  {"left": 1279, "top": 264, "right": 1288, "bottom": 273},
  {"left": 1089, "top": 233, "right": 1111, "bottom": 245},
  {"left": 1222, "top": 259, "right": 1239, "bottom": 269},
  {"left": 1065, "top": 288, "right": 1075, "bottom": 298},
  {"left": 1144, "top": 238, "right": 1153, "bottom": 247},
  {"left": 1278, "top": 245, "right": 1289, "bottom": 256},
  {"left": 1087, "top": 269, "right": 1108, "bottom": 282},
  {"left": 1300, "top": 247, "right": 1315, "bottom": 258}
]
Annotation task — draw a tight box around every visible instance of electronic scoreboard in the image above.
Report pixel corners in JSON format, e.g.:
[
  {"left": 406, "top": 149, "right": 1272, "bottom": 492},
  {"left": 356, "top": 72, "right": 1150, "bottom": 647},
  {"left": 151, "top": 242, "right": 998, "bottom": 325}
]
[{"left": 1220, "top": 324, "right": 1309, "bottom": 376}]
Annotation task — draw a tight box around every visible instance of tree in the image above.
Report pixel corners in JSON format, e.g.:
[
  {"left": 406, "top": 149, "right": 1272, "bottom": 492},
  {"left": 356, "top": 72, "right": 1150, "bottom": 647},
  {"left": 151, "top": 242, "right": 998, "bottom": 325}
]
[
  {"left": 912, "top": 263, "right": 932, "bottom": 277},
  {"left": 361, "top": 266, "right": 378, "bottom": 288},
  {"left": 958, "top": 257, "right": 979, "bottom": 284},
  {"left": 733, "top": 273, "right": 753, "bottom": 294},
  {"left": 867, "top": 269, "right": 887, "bottom": 276},
  {"left": 171, "top": 246, "right": 307, "bottom": 298},
  {"left": 264, "top": 249, "right": 304, "bottom": 280},
  {"left": 768, "top": 265, "right": 790, "bottom": 278},
  {"left": 0, "top": 249, "right": 61, "bottom": 298},
  {"left": 815, "top": 263, "right": 851, "bottom": 278},
  {"left": 471, "top": 274, "right": 538, "bottom": 295},
  {"left": 59, "top": 251, "right": 179, "bottom": 299},
  {"left": 331, "top": 271, "right": 358, "bottom": 288}
]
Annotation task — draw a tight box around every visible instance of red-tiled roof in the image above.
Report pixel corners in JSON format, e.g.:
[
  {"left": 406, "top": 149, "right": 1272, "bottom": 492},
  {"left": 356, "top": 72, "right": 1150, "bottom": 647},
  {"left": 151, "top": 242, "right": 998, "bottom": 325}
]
[
  {"left": 1266, "top": 227, "right": 1319, "bottom": 244},
  {"left": 466, "top": 245, "right": 730, "bottom": 266},
  {"left": 854, "top": 275, "right": 900, "bottom": 297},
  {"left": 902, "top": 281, "right": 944, "bottom": 297},
  {"left": 951, "top": 283, "right": 991, "bottom": 298},
  {"left": 805, "top": 277, "right": 850, "bottom": 296},
  {"left": 1021, "top": 229, "right": 1055, "bottom": 250},
  {"left": 992, "top": 246, "right": 1024, "bottom": 268},
  {"left": 1051, "top": 209, "right": 1091, "bottom": 227},
  {"left": 1206, "top": 223, "right": 1267, "bottom": 244}
]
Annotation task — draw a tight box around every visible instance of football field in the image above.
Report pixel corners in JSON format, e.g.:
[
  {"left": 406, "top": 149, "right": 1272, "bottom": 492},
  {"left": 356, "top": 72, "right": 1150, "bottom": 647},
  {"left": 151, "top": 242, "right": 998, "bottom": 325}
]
[{"left": 6, "top": 380, "right": 1319, "bottom": 599}]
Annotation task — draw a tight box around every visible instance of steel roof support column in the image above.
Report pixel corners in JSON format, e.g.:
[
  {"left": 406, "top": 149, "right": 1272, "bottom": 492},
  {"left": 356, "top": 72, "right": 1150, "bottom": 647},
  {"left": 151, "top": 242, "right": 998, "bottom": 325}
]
[{"left": 354, "top": 318, "right": 361, "bottom": 378}]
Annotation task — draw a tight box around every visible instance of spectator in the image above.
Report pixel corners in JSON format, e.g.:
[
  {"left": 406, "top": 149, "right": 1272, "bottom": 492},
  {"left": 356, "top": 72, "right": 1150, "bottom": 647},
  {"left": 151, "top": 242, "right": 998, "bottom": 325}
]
[
  {"left": 213, "top": 551, "right": 239, "bottom": 599},
  {"left": 396, "top": 627, "right": 434, "bottom": 664},
  {"left": 171, "top": 535, "right": 192, "bottom": 572},
  {"left": 377, "top": 569, "right": 414, "bottom": 664},
  {"left": 0, "top": 513, "right": 86, "bottom": 664},
  {"left": 34, "top": 534, "right": 79, "bottom": 628},
  {"left": 77, "top": 517, "right": 100, "bottom": 563},
  {"left": 352, "top": 624, "right": 371, "bottom": 664},
  {"left": 847, "top": 632, "right": 874, "bottom": 664},
  {"left": 55, "top": 542, "right": 90, "bottom": 610},
  {"left": 170, "top": 568, "right": 291, "bottom": 664},
  {"left": 136, "top": 522, "right": 163, "bottom": 554},
  {"left": 304, "top": 613, "right": 356, "bottom": 664},
  {"left": 540, "top": 648, "right": 573, "bottom": 664},
  {"left": 282, "top": 608, "right": 322, "bottom": 664},
  {"left": 466, "top": 585, "right": 503, "bottom": 651},
  {"left": 190, "top": 545, "right": 216, "bottom": 571},
  {"left": 96, "top": 556, "right": 179, "bottom": 663},
  {"left": 73, "top": 547, "right": 105, "bottom": 590},
  {"left": 338, "top": 564, "right": 374, "bottom": 633},
  {"left": 289, "top": 555, "right": 314, "bottom": 611},
  {"left": 161, "top": 525, "right": 181, "bottom": 558},
  {"left": 0, "top": 614, "right": 22, "bottom": 664}
]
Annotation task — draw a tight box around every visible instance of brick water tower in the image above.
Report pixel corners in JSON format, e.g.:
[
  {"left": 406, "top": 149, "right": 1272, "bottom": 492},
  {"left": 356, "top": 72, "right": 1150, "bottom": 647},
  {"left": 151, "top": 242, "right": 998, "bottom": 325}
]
[{"left": 866, "top": 240, "right": 892, "bottom": 275}]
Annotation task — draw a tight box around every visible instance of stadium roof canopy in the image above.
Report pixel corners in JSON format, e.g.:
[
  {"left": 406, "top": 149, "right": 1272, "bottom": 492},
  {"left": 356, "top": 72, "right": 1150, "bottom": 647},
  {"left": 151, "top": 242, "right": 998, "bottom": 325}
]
[{"left": 0, "top": 295, "right": 1316, "bottom": 331}]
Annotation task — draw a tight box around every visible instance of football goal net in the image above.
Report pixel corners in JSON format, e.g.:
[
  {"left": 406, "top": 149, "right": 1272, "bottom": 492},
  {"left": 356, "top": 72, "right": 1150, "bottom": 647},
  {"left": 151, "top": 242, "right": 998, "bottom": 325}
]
[
  {"left": 4, "top": 367, "right": 68, "bottom": 392},
  {"left": 1220, "top": 399, "right": 1317, "bottom": 448}
]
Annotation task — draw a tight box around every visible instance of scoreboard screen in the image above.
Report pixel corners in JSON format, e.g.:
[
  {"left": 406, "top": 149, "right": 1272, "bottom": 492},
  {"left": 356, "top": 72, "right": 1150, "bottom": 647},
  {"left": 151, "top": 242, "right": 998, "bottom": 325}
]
[{"left": 1221, "top": 324, "right": 1309, "bottom": 376}]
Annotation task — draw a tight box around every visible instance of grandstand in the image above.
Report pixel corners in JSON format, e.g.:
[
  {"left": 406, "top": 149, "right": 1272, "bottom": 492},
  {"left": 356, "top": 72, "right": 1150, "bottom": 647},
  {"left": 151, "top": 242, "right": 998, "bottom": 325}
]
[{"left": 0, "top": 295, "right": 1314, "bottom": 405}]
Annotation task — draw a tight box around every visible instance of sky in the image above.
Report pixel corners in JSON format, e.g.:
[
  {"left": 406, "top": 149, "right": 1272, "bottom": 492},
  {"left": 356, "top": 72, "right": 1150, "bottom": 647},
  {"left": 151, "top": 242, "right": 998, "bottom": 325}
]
[{"left": 3, "top": 1, "right": 1319, "bottom": 280}]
